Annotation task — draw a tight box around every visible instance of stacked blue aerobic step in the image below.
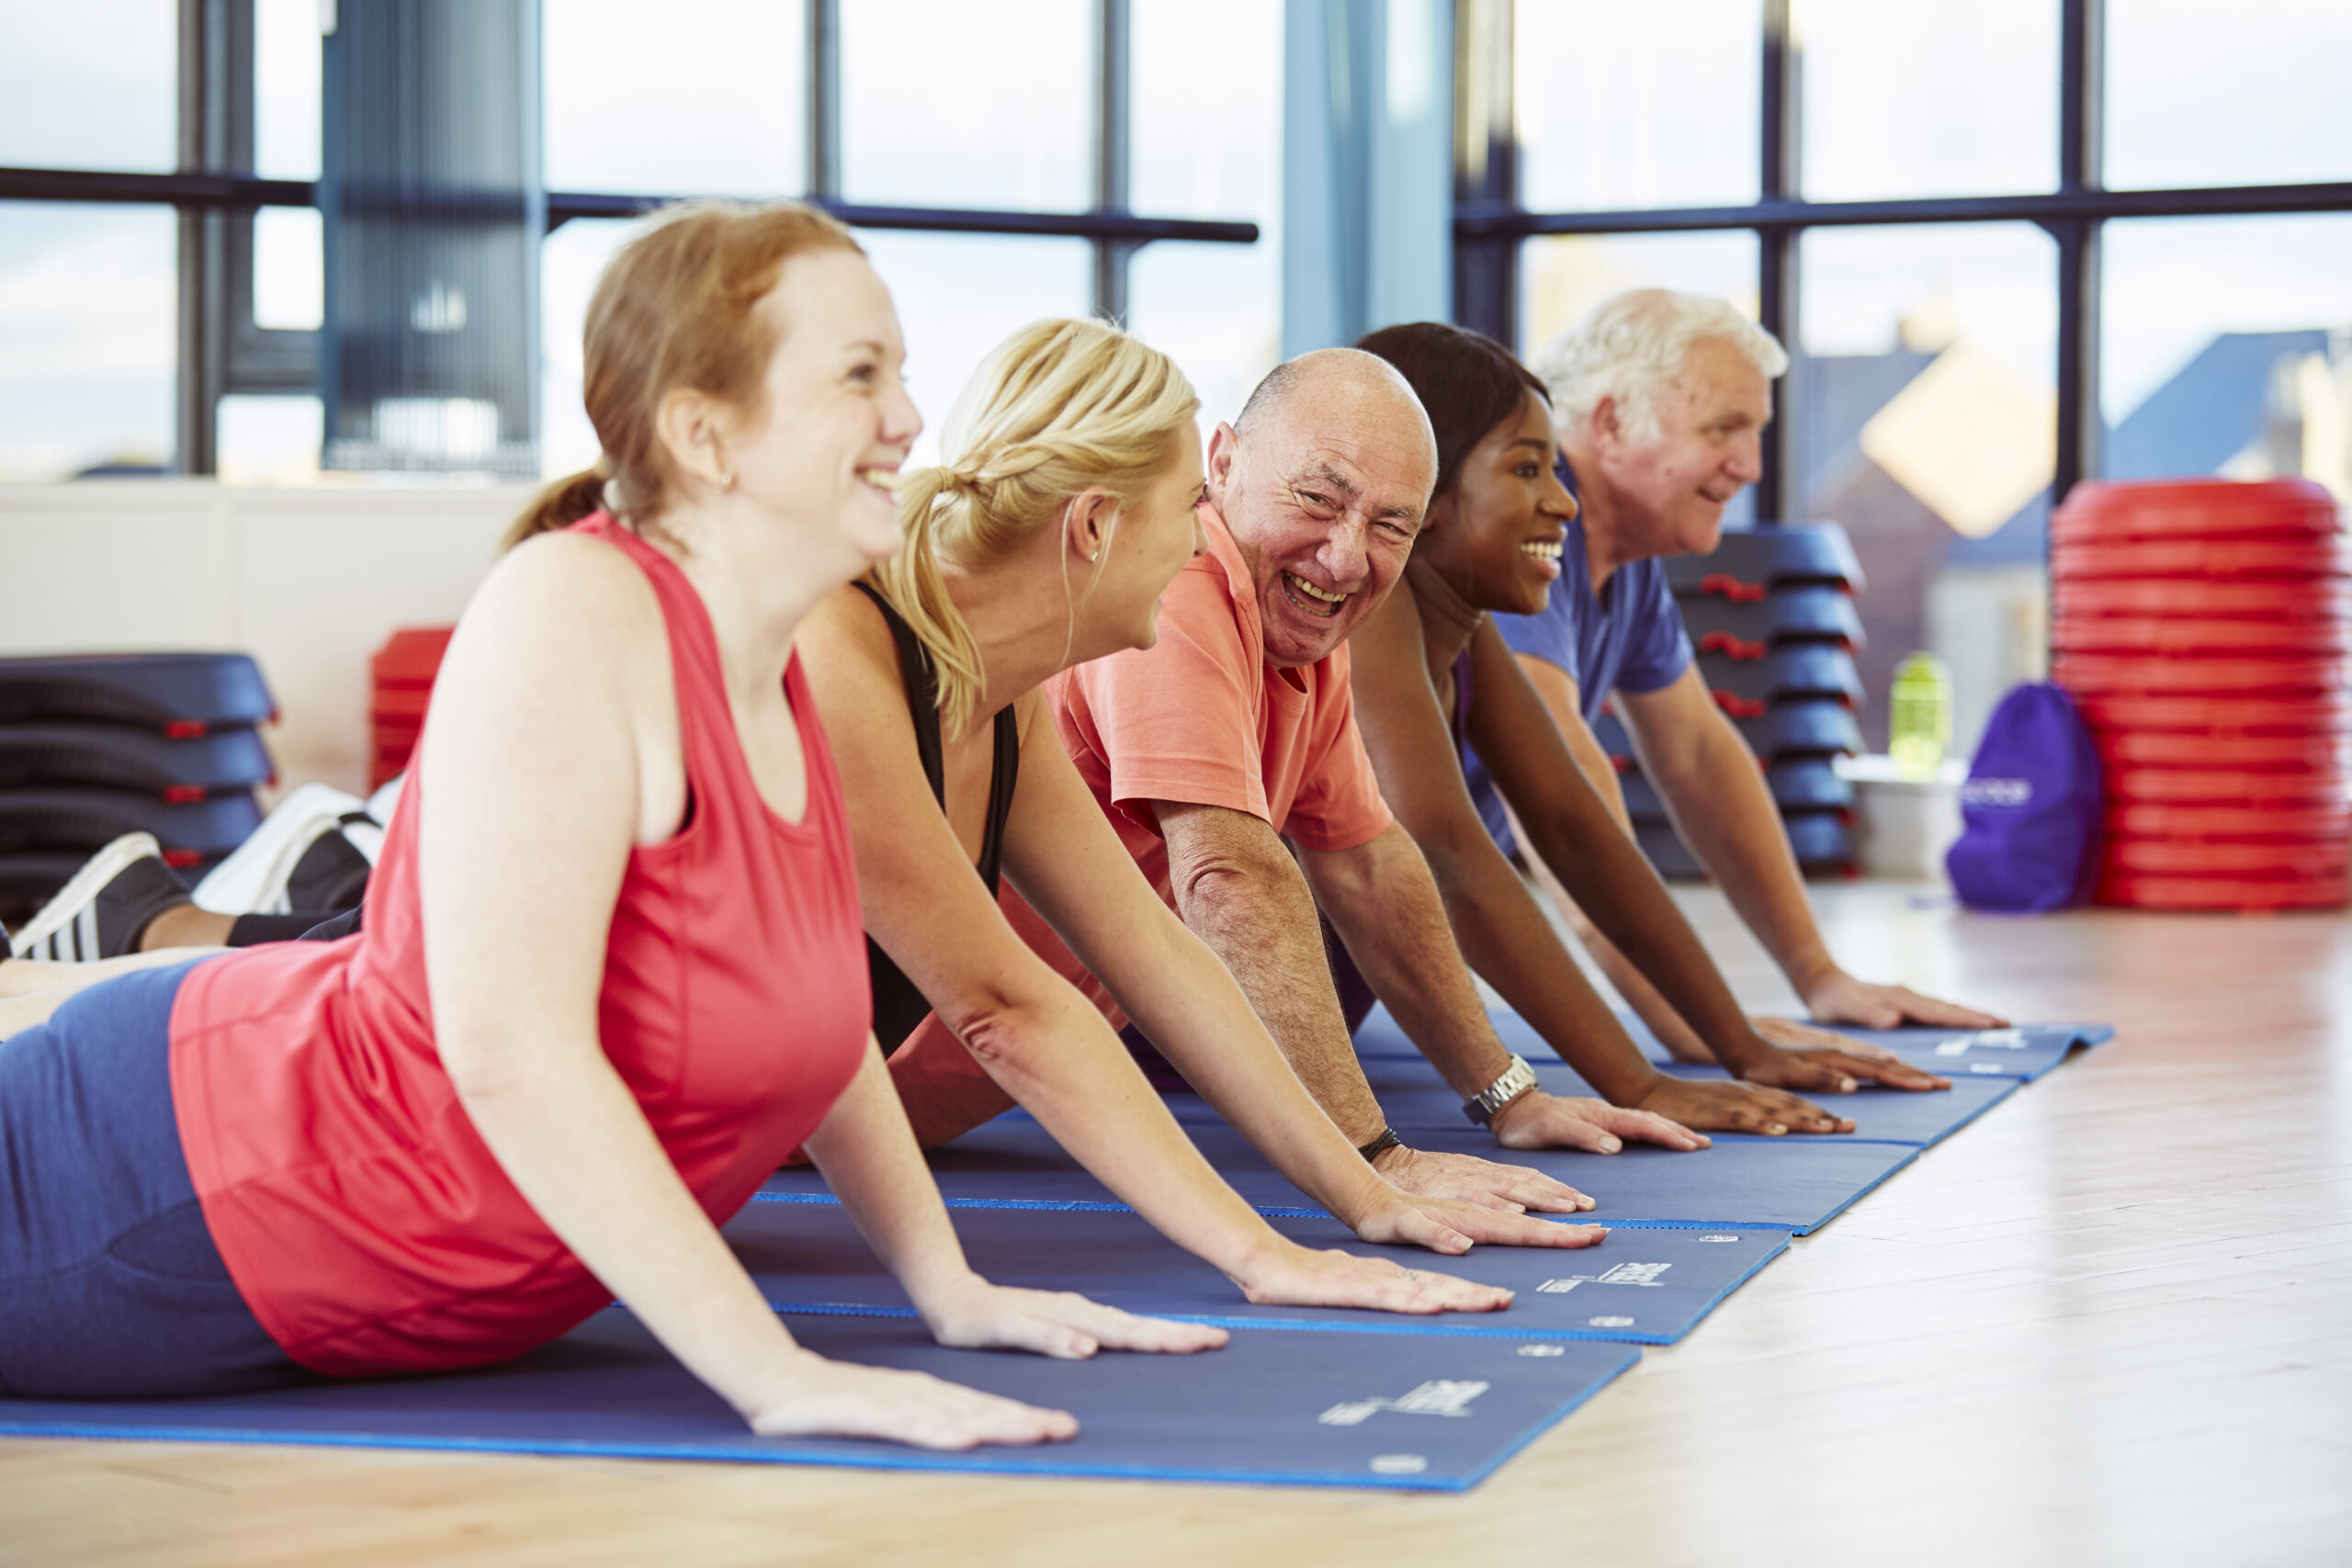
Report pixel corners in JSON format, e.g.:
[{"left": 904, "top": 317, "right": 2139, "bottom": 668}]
[
  {"left": 0, "top": 1000, "right": 2115, "bottom": 1493},
  {"left": 1597, "top": 525, "right": 1866, "bottom": 880},
  {"left": 0, "top": 654, "right": 277, "bottom": 930}
]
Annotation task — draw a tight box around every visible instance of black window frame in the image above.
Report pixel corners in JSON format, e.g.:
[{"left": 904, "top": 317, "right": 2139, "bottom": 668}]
[
  {"left": 0, "top": 0, "right": 1257, "bottom": 476},
  {"left": 1450, "top": 0, "right": 2352, "bottom": 520}
]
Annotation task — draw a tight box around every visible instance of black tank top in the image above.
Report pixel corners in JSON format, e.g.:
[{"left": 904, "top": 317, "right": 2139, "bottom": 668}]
[{"left": 852, "top": 581, "right": 1022, "bottom": 1054}]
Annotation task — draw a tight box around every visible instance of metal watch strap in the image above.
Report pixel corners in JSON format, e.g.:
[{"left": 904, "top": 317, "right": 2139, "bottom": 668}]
[{"left": 1464, "top": 1053, "right": 1538, "bottom": 1127}]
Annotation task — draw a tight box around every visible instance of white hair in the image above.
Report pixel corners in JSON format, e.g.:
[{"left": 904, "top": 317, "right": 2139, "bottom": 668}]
[{"left": 1533, "top": 288, "right": 1789, "bottom": 447}]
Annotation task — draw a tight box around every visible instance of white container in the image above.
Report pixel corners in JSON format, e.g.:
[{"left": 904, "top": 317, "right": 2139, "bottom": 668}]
[{"left": 1837, "top": 754, "right": 1967, "bottom": 879}]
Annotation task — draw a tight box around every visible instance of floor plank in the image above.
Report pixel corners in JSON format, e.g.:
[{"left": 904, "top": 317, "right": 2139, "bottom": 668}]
[{"left": 5, "top": 884, "right": 2348, "bottom": 1567}]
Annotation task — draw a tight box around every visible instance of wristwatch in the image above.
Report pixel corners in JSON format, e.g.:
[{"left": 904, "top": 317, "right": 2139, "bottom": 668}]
[{"left": 1464, "top": 1053, "right": 1539, "bottom": 1127}]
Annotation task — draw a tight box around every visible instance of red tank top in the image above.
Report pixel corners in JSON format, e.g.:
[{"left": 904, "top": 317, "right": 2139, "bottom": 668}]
[{"left": 167, "top": 513, "right": 872, "bottom": 1377}]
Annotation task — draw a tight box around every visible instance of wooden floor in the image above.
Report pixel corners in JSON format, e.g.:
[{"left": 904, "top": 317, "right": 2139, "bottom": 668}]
[{"left": 6, "top": 883, "right": 2350, "bottom": 1568}]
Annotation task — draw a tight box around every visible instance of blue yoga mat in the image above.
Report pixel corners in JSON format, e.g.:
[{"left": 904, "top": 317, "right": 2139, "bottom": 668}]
[
  {"left": 765, "top": 1118, "right": 1916, "bottom": 1235},
  {"left": 0, "top": 1307, "right": 1637, "bottom": 1492},
  {"left": 1318, "top": 1056, "right": 2021, "bottom": 1147},
  {"left": 728, "top": 1199, "right": 1789, "bottom": 1348},
  {"left": 1353, "top": 1002, "right": 2113, "bottom": 1083}
]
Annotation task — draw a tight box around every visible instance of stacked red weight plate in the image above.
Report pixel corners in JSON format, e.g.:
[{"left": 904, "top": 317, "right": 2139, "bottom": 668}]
[{"left": 2052, "top": 478, "right": 2351, "bottom": 909}]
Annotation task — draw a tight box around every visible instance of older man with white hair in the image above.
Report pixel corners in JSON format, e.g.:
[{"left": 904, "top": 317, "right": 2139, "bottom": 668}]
[{"left": 1468, "top": 288, "right": 2001, "bottom": 1060}]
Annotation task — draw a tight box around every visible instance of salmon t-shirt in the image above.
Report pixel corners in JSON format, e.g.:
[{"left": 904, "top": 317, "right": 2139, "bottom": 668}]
[{"left": 1048, "top": 503, "right": 1394, "bottom": 898}]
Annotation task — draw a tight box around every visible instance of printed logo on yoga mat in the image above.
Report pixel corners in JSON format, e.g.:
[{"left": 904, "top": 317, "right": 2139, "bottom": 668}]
[
  {"left": 1538, "top": 1262, "right": 1673, "bottom": 1292},
  {"left": 1319, "top": 1380, "right": 1491, "bottom": 1427}
]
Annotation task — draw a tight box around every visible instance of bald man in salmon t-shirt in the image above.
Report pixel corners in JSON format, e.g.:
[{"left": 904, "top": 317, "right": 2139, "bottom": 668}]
[{"left": 878, "top": 350, "right": 1704, "bottom": 1209}]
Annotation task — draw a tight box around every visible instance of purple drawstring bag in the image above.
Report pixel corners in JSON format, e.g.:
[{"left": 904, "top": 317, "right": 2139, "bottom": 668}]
[{"left": 1945, "top": 682, "right": 2103, "bottom": 912}]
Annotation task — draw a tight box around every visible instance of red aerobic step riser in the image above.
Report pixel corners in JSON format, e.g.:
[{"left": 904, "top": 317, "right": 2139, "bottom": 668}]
[
  {"left": 2071, "top": 694, "right": 2351, "bottom": 736},
  {"left": 2096, "top": 869, "right": 2350, "bottom": 910},
  {"left": 2052, "top": 580, "right": 2352, "bottom": 621},
  {"left": 2054, "top": 654, "right": 2348, "bottom": 696},
  {"left": 2104, "top": 836, "right": 2352, "bottom": 876},
  {"left": 2106, "top": 803, "right": 2352, "bottom": 840},
  {"left": 2052, "top": 477, "right": 2343, "bottom": 547},
  {"left": 2095, "top": 731, "right": 2352, "bottom": 773},
  {"left": 2102, "top": 767, "right": 2351, "bottom": 807},
  {"left": 2050, "top": 617, "right": 2351, "bottom": 658},
  {"left": 2052, "top": 536, "right": 2352, "bottom": 581}
]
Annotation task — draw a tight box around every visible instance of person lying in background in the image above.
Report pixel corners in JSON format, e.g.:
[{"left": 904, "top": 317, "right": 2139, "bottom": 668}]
[
  {"left": 798, "top": 314, "right": 1600, "bottom": 1258},
  {"left": 6, "top": 780, "right": 386, "bottom": 963},
  {"left": 1346, "top": 321, "right": 1948, "bottom": 1123},
  {"left": 0, "top": 200, "right": 1224, "bottom": 1448},
  {"left": 1467, "top": 289, "right": 2001, "bottom": 1060}
]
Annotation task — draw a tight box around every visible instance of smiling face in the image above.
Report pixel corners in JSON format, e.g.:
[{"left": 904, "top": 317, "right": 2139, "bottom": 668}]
[
  {"left": 1074, "top": 430, "right": 1209, "bottom": 660},
  {"left": 1416, "top": 389, "right": 1578, "bottom": 617},
  {"left": 1210, "top": 357, "right": 1439, "bottom": 670},
  {"left": 726, "top": 249, "right": 921, "bottom": 579},
  {"left": 1600, "top": 334, "right": 1770, "bottom": 558}
]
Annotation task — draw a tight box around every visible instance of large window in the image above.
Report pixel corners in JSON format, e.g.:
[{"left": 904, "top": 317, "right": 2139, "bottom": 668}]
[
  {"left": 0, "top": 0, "right": 1270, "bottom": 483},
  {"left": 1469, "top": 0, "right": 2352, "bottom": 753}
]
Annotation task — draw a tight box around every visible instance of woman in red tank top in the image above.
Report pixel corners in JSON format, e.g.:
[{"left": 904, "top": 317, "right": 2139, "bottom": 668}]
[{"left": 0, "top": 203, "right": 1219, "bottom": 1449}]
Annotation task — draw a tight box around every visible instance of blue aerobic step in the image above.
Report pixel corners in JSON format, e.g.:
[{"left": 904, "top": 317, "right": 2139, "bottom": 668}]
[
  {"left": 0, "top": 722, "right": 274, "bottom": 795},
  {"left": 0, "top": 653, "right": 275, "bottom": 731}
]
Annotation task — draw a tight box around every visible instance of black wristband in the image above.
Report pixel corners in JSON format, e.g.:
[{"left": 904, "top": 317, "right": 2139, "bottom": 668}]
[{"left": 1356, "top": 1126, "right": 1403, "bottom": 1163}]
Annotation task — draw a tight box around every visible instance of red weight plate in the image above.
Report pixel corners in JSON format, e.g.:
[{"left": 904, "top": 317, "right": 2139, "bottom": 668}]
[
  {"left": 2052, "top": 579, "right": 2352, "bottom": 621},
  {"left": 2071, "top": 693, "right": 2351, "bottom": 736},
  {"left": 2103, "top": 766, "right": 2350, "bottom": 807},
  {"left": 2107, "top": 802, "right": 2352, "bottom": 840},
  {"left": 2054, "top": 653, "right": 2348, "bottom": 696},
  {"left": 2052, "top": 477, "right": 2342, "bottom": 546},
  {"left": 2104, "top": 836, "right": 2351, "bottom": 875},
  {"left": 2096, "top": 730, "right": 2351, "bottom": 773},
  {"left": 2051, "top": 537, "right": 2351, "bottom": 581},
  {"left": 2096, "top": 869, "right": 2350, "bottom": 910},
  {"left": 2051, "top": 616, "right": 2352, "bottom": 657}
]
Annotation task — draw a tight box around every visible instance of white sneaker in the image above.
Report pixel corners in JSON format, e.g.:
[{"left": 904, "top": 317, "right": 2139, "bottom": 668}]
[
  {"left": 8, "top": 834, "right": 188, "bottom": 961},
  {"left": 364, "top": 773, "right": 405, "bottom": 836},
  {"left": 190, "top": 783, "right": 368, "bottom": 915}
]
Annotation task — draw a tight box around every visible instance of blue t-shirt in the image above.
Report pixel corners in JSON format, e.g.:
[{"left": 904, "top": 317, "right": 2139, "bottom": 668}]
[{"left": 1464, "top": 456, "right": 1693, "bottom": 852}]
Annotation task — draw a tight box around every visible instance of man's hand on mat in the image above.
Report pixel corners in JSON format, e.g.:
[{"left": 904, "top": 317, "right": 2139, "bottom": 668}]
[
  {"left": 749, "top": 1359, "right": 1079, "bottom": 1450},
  {"left": 1632, "top": 1075, "right": 1854, "bottom": 1136},
  {"left": 1231, "top": 1242, "right": 1522, "bottom": 1314},
  {"left": 1797, "top": 968, "right": 2008, "bottom": 1033},
  {"left": 1488, "top": 1091, "right": 1707, "bottom": 1155},
  {"left": 922, "top": 1277, "right": 1229, "bottom": 1360},
  {"left": 1749, "top": 1014, "right": 1905, "bottom": 1060},
  {"left": 1371, "top": 1142, "right": 1594, "bottom": 1213},
  {"left": 1735, "top": 1042, "right": 1952, "bottom": 1096}
]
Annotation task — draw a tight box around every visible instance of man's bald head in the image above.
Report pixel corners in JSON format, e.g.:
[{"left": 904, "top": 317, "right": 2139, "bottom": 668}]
[{"left": 1206, "top": 348, "right": 1441, "bottom": 670}]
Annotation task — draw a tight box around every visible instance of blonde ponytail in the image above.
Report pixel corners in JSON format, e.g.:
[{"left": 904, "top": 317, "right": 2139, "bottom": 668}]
[
  {"left": 864, "top": 318, "right": 1201, "bottom": 737},
  {"left": 503, "top": 463, "right": 610, "bottom": 553}
]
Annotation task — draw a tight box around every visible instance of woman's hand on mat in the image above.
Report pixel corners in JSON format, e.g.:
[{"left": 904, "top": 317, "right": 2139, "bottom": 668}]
[
  {"left": 748, "top": 1358, "right": 1079, "bottom": 1450},
  {"left": 1736, "top": 1042, "right": 1951, "bottom": 1096},
  {"left": 1632, "top": 1075, "right": 1854, "bottom": 1136},
  {"left": 1796, "top": 968, "right": 2008, "bottom": 1033},
  {"left": 922, "top": 1275, "right": 1228, "bottom": 1359},
  {"left": 1371, "top": 1142, "right": 1593, "bottom": 1213},
  {"left": 1232, "top": 1241, "right": 1522, "bottom": 1314},
  {"left": 1488, "top": 1091, "right": 1708, "bottom": 1155}
]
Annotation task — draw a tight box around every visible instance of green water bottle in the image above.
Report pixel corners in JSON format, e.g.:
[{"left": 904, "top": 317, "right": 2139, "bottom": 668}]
[{"left": 1888, "top": 652, "right": 1952, "bottom": 781}]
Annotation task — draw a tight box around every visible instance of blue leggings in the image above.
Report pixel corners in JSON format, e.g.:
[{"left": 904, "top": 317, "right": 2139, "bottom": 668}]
[{"left": 0, "top": 960, "right": 308, "bottom": 1399}]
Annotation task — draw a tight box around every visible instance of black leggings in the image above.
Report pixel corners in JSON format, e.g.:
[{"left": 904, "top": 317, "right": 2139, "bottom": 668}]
[{"left": 222, "top": 906, "right": 364, "bottom": 948}]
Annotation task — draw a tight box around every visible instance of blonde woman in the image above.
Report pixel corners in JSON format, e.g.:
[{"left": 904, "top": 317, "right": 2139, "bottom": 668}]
[{"left": 798, "top": 318, "right": 1604, "bottom": 1295}]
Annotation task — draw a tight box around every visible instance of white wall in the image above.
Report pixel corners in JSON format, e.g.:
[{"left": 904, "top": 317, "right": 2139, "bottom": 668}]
[{"left": 0, "top": 481, "right": 531, "bottom": 795}]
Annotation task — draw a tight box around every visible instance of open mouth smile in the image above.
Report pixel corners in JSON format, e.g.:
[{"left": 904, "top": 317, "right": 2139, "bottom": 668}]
[{"left": 1283, "top": 571, "right": 1349, "bottom": 618}]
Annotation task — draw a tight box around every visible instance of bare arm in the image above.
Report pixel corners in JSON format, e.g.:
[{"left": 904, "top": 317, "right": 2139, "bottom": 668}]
[
  {"left": 1157, "top": 799, "right": 1600, "bottom": 1216},
  {"left": 419, "top": 537, "right": 1099, "bottom": 1450},
  {"left": 1622, "top": 671, "right": 2005, "bottom": 1032},
  {"left": 800, "top": 590, "right": 1547, "bottom": 1281},
  {"left": 1007, "top": 711, "right": 1586, "bottom": 1258}
]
